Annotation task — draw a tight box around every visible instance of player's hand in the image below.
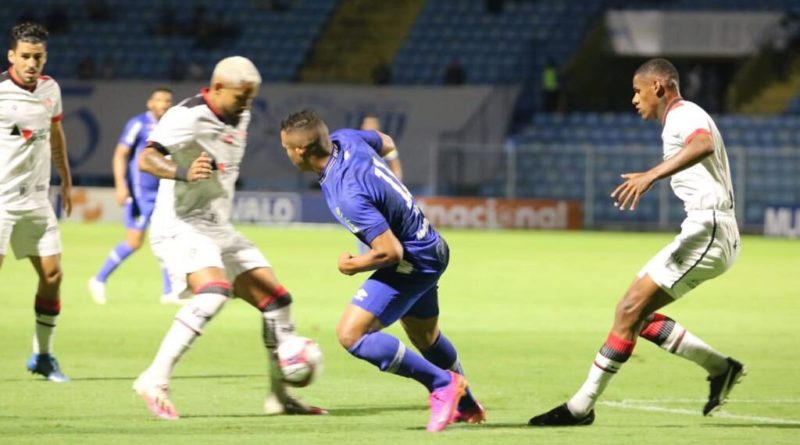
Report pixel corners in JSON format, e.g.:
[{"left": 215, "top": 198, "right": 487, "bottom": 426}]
[
  {"left": 337, "top": 252, "right": 356, "bottom": 275},
  {"left": 188, "top": 152, "right": 213, "bottom": 182},
  {"left": 115, "top": 186, "right": 130, "bottom": 206},
  {"left": 610, "top": 172, "right": 656, "bottom": 211},
  {"left": 61, "top": 183, "right": 73, "bottom": 217}
]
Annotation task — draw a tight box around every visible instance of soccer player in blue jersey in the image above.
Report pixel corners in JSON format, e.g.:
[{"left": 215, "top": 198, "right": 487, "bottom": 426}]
[
  {"left": 88, "top": 88, "right": 175, "bottom": 305},
  {"left": 280, "top": 109, "right": 485, "bottom": 432}
]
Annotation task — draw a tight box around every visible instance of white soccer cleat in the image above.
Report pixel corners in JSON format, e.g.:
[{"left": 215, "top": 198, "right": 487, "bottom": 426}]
[
  {"left": 133, "top": 375, "right": 179, "bottom": 420},
  {"left": 88, "top": 277, "right": 107, "bottom": 305}
]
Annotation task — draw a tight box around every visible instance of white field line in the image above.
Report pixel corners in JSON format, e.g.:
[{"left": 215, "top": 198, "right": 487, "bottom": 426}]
[
  {"left": 600, "top": 400, "right": 800, "bottom": 425},
  {"left": 611, "top": 398, "right": 800, "bottom": 405}
]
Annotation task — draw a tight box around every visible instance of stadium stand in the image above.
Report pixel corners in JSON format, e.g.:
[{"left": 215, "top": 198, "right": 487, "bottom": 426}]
[{"left": 0, "top": 0, "right": 339, "bottom": 82}]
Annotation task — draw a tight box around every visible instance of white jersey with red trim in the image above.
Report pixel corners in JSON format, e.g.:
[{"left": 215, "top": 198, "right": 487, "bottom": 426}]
[
  {"left": 148, "top": 90, "right": 248, "bottom": 235},
  {"left": 661, "top": 99, "right": 734, "bottom": 212},
  {"left": 0, "top": 72, "right": 63, "bottom": 210}
]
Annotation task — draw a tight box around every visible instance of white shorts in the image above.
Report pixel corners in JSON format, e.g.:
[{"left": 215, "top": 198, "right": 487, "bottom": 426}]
[
  {"left": 150, "top": 223, "right": 270, "bottom": 299},
  {"left": 0, "top": 204, "right": 62, "bottom": 259},
  {"left": 638, "top": 209, "right": 740, "bottom": 299}
]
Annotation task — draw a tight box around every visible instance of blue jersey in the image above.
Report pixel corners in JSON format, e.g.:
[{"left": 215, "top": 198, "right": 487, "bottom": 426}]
[
  {"left": 321, "top": 129, "right": 444, "bottom": 274},
  {"left": 119, "top": 111, "right": 159, "bottom": 200}
]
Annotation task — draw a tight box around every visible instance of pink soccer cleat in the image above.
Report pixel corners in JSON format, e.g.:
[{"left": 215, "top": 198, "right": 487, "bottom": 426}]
[
  {"left": 426, "top": 371, "right": 467, "bottom": 432},
  {"left": 453, "top": 400, "right": 487, "bottom": 424},
  {"left": 133, "top": 376, "right": 179, "bottom": 420}
]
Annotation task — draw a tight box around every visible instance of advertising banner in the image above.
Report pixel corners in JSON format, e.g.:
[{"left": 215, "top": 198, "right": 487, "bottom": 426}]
[
  {"left": 763, "top": 206, "right": 800, "bottom": 238},
  {"left": 416, "top": 197, "right": 582, "bottom": 230}
]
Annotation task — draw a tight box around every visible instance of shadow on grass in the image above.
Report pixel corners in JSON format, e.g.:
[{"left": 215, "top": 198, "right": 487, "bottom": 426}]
[{"left": 182, "top": 404, "right": 426, "bottom": 419}]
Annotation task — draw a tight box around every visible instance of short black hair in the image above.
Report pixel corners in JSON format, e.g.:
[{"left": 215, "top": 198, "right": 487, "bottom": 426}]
[
  {"left": 10, "top": 22, "right": 49, "bottom": 49},
  {"left": 150, "top": 87, "right": 173, "bottom": 96},
  {"left": 635, "top": 58, "right": 680, "bottom": 89},
  {"left": 281, "top": 109, "right": 324, "bottom": 132}
]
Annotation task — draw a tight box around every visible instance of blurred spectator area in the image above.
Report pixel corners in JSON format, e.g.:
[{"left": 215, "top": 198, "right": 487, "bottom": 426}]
[{"left": 0, "top": 0, "right": 338, "bottom": 82}]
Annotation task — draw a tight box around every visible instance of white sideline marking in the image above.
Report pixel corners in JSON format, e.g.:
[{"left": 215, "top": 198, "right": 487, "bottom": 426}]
[
  {"left": 613, "top": 398, "right": 800, "bottom": 405},
  {"left": 600, "top": 401, "right": 800, "bottom": 425}
]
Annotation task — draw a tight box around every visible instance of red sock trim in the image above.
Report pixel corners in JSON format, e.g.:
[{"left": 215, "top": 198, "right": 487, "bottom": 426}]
[
  {"left": 606, "top": 332, "right": 636, "bottom": 355},
  {"left": 194, "top": 281, "right": 231, "bottom": 294},
  {"left": 272, "top": 286, "right": 288, "bottom": 298},
  {"left": 640, "top": 313, "right": 666, "bottom": 338},
  {"left": 256, "top": 297, "right": 274, "bottom": 311},
  {"left": 35, "top": 296, "right": 61, "bottom": 314}
]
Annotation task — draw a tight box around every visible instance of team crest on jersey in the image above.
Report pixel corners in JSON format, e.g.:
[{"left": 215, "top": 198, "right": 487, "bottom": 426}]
[
  {"left": 43, "top": 97, "right": 55, "bottom": 112},
  {"left": 10, "top": 124, "right": 40, "bottom": 141}
]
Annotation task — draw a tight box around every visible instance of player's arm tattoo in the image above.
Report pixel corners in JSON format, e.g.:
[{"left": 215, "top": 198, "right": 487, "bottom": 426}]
[
  {"left": 50, "top": 121, "right": 72, "bottom": 187},
  {"left": 139, "top": 143, "right": 184, "bottom": 180}
]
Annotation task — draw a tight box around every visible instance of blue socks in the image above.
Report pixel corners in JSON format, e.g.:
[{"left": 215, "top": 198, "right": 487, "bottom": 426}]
[
  {"left": 348, "top": 331, "right": 451, "bottom": 392},
  {"left": 96, "top": 242, "right": 135, "bottom": 282},
  {"left": 420, "top": 333, "right": 478, "bottom": 410}
]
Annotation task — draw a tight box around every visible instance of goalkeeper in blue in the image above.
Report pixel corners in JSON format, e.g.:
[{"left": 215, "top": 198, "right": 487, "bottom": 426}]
[{"left": 279, "top": 109, "right": 485, "bottom": 432}]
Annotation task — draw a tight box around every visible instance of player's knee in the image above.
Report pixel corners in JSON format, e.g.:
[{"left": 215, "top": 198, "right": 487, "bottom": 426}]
[
  {"left": 40, "top": 267, "right": 63, "bottom": 289},
  {"left": 336, "top": 328, "right": 358, "bottom": 350},
  {"left": 126, "top": 238, "right": 143, "bottom": 250}
]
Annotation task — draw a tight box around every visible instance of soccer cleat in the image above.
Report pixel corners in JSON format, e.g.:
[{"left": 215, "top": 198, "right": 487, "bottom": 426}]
[
  {"left": 426, "top": 371, "right": 468, "bottom": 432},
  {"left": 452, "top": 400, "right": 487, "bottom": 424},
  {"left": 264, "top": 393, "right": 328, "bottom": 415},
  {"left": 133, "top": 375, "right": 179, "bottom": 420},
  {"left": 703, "top": 357, "right": 747, "bottom": 416},
  {"left": 26, "top": 353, "right": 70, "bottom": 383},
  {"left": 88, "top": 277, "right": 107, "bottom": 305},
  {"left": 528, "top": 403, "right": 595, "bottom": 427}
]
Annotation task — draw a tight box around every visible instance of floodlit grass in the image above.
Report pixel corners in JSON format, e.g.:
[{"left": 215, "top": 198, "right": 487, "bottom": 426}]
[{"left": 1, "top": 223, "right": 798, "bottom": 444}]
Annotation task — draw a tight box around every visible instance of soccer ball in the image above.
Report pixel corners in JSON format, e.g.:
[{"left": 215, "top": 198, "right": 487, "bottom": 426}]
[{"left": 276, "top": 336, "right": 323, "bottom": 387}]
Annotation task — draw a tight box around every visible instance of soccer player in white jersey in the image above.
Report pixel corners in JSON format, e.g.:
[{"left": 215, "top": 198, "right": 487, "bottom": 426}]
[
  {"left": 529, "top": 58, "right": 744, "bottom": 426},
  {"left": 0, "top": 22, "right": 72, "bottom": 383},
  {"left": 131, "top": 56, "right": 324, "bottom": 420}
]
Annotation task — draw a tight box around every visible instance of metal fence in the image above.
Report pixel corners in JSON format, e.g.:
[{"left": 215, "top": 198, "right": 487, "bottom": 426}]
[{"left": 430, "top": 143, "right": 800, "bottom": 232}]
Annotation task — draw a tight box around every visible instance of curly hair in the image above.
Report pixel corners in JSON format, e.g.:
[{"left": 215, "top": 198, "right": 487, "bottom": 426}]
[{"left": 10, "top": 22, "right": 49, "bottom": 49}]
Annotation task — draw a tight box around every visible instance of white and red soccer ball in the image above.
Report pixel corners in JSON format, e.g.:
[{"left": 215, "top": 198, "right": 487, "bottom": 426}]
[{"left": 276, "top": 336, "right": 323, "bottom": 387}]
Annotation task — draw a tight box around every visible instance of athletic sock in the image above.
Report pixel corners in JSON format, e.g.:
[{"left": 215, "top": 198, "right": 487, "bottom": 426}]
[
  {"left": 33, "top": 296, "right": 60, "bottom": 354},
  {"left": 567, "top": 332, "right": 635, "bottom": 417},
  {"left": 96, "top": 241, "right": 135, "bottom": 282},
  {"left": 349, "top": 331, "right": 451, "bottom": 391},
  {"left": 143, "top": 283, "right": 229, "bottom": 384},
  {"left": 419, "top": 332, "right": 478, "bottom": 410},
  {"left": 640, "top": 313, "right": 729, "bottom": 376}
]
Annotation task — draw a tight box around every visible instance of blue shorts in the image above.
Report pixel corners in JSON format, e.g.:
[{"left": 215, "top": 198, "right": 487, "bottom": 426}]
[
  {"left": 124, "top": 196, "right": 156, "bottom": 231},
  {"left": 353, "top": 269, "right": 442, "bottom": 326},
  {"left": 351, "top": 239, "right": 450, "bottom": 326}
]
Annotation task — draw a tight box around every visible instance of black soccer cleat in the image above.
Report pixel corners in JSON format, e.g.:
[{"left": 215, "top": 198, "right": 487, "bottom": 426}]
[
  {"left": 528, "top": 403, "right": 595, "bottom": 427},
  {"left": 703, "top": 357, "right": 747, "bottom": 416}
]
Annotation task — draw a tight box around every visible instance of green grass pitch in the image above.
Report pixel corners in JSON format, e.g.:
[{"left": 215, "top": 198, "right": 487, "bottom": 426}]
[{"left": 1, "top": 223, "right": 798, "bottom": 444}]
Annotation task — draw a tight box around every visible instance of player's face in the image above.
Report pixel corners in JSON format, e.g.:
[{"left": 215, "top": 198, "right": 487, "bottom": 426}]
[
  {"left": 147, "top": 91, "right": 173, "bottom": 120},
  {"left": 631, "top": 74, "right": 660, "bottom": 121},
  {"left": 216, "top": 82, "right": 259, "bottom": 118},
  {"left": 8, "top": 41, "right": 47, "bottom": 86},
  {"left": 280, "top": 128, "right": 314, "bottom": 171}
]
